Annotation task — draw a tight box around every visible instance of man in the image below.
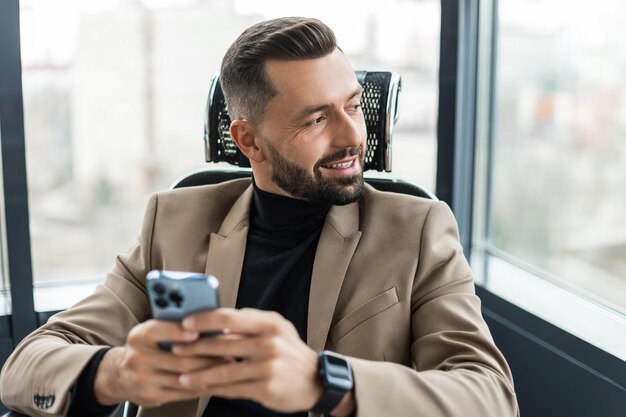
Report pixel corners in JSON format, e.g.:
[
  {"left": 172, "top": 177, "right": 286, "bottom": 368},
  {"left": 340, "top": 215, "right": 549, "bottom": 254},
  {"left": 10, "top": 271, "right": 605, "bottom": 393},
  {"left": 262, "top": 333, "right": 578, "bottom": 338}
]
[{"left": 1, "top": 17, "right": 518, "bottom": 417}]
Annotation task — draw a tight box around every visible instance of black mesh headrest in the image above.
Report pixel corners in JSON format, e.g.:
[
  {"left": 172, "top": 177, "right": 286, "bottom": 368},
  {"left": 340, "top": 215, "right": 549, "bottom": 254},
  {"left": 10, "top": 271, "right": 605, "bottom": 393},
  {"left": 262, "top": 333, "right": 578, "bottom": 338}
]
[{"left": 203, "top": 71, "right": 401, "bottom": 172}]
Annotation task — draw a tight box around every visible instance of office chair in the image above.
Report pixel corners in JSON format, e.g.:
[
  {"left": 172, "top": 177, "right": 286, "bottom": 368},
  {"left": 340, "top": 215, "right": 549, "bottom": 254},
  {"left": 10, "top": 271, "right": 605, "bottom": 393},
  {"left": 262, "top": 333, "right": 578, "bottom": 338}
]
[{"left": 0, "top": 69, "right": 435, "bottom": 417}]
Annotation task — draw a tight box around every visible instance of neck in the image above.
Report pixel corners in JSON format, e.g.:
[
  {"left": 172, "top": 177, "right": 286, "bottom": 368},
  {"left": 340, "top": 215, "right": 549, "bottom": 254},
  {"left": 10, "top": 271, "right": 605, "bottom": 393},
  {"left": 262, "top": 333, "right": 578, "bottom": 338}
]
[
  {"left": 250, "top": 180, "right": 330, "bottom": 239},
  {"left": 252, "top": 174, "right": 297, "bottom": 200}
]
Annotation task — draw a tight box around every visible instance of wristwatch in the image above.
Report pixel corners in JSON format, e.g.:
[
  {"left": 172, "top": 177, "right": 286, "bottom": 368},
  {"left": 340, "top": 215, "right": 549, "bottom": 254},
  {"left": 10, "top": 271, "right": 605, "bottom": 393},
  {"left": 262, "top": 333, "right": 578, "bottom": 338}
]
[{"left": 311, "top": 350, "right": 354, "bottom": 415}]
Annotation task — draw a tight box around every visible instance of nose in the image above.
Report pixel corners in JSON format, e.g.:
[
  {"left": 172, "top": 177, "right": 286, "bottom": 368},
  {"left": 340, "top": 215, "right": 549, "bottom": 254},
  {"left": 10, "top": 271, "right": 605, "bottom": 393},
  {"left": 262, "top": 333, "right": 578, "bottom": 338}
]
[{"left": 333, "top": 110, "right": 365, "bottom": 149}]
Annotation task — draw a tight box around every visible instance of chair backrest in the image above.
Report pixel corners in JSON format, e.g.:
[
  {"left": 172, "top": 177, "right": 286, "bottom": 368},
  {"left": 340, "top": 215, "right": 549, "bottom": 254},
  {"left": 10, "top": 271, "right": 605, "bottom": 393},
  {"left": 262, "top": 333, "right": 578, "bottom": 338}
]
[
  {"left": 204, "top": 70, "right": 401, "bottom": 173},
  {"left": 179, "top": 69, "right": 436, "bottom": 200}
]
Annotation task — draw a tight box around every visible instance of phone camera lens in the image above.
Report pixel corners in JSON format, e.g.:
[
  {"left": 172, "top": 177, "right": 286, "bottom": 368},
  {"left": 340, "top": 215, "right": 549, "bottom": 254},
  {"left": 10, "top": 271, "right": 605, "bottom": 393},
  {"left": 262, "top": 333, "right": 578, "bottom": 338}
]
[
  {"left": 169, "top": 291, "right": 184, "bottom": 308},
  {"left": 155, "top": 297, "right": 168, "bottom": 308},
  {"left": 152, "top": 283, "right": 166, "bottom": 295}
]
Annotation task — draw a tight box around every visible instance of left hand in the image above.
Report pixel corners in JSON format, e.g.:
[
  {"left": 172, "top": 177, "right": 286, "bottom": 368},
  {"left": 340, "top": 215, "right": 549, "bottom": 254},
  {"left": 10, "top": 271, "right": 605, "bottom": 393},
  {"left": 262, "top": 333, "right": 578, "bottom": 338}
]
[{"left": 171, "top": 307, "right": 324, "bottom": 413}]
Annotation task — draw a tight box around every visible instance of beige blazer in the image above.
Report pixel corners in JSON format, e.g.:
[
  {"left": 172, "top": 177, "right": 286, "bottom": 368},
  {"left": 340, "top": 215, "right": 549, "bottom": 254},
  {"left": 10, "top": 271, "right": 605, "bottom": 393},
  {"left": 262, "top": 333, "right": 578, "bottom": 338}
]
[{"left": 1, "top": 179, "right": 518, "bottom": 417}]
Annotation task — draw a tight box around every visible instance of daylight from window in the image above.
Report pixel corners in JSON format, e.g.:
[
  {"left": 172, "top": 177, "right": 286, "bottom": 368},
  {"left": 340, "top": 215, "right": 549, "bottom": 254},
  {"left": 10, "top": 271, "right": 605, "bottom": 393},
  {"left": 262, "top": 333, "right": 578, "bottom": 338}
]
[
  {"left": 490, "top": 0, "right": 626, "bottom": 311},
  {"left": 19, "top": 0, "right": 440, "bottom": 284}
]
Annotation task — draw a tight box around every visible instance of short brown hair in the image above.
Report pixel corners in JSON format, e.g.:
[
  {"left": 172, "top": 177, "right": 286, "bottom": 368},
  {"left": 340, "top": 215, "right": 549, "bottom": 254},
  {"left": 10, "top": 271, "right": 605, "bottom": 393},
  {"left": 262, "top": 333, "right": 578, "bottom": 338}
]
[{"left": 220, "top": 17, "right": 337, "bottom": 122}]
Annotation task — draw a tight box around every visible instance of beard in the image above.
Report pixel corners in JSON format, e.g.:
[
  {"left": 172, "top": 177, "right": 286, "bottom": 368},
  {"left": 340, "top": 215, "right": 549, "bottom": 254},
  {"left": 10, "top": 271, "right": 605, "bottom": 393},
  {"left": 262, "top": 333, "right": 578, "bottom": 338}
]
[{"left": 265, "top": 142, "right": 365, "bottom": 206}]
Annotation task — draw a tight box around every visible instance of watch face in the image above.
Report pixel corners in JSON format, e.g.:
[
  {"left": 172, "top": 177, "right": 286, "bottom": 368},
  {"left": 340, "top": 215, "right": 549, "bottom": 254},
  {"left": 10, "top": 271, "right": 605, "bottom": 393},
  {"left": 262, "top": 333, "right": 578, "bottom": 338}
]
[{"left": 323, "top": 352, "right": 353, "bottom": 391}]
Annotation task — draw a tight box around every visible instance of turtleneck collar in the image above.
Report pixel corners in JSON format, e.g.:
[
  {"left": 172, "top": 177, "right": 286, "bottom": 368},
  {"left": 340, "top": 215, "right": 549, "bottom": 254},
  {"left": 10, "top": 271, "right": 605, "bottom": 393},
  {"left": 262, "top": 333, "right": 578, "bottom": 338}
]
[{"left": 251, "top": 179, "right": 330, "bottom": 240}]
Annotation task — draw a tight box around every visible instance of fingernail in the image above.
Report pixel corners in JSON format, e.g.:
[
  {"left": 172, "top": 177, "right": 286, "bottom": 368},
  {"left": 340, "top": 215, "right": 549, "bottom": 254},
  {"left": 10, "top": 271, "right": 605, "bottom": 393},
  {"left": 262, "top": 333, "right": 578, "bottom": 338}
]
[
  {"left": 182, "top": 317, "right": 194, "bottom": 329},
  {"left": 171, "top": 345, "right": 183, "bottom": 354},
  {"left": 179, "top": 375, "right": 190, "bottom": 386}
]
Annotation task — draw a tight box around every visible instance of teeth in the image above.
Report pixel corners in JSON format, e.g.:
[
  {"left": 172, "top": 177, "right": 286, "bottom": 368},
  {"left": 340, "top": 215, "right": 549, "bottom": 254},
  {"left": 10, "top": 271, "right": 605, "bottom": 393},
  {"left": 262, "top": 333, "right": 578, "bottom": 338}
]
[{"left": 325, "top": 161, "right": 352, "bottom": 169}]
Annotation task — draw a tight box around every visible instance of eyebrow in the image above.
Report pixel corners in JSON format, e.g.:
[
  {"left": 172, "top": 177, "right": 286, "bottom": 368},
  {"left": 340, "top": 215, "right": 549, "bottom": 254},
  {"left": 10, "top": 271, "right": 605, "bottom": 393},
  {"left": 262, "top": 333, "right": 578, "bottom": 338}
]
[{"left": 296, "top": 85, "right": 364, "bottom": 120}]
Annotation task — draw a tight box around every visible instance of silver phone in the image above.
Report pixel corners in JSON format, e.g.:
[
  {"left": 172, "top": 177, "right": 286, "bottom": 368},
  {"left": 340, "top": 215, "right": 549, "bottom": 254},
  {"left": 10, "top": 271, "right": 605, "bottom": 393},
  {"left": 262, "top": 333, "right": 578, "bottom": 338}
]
[{"left": 147, "top": 270, "right": 222, "bottom": 350}]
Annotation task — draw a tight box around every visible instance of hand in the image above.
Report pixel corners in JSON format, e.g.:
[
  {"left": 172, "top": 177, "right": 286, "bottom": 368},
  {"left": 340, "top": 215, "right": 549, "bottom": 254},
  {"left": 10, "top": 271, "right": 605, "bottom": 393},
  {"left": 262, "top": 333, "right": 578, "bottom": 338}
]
[
  {"left": 172, "top": 308, "right": 324, "bottom": 413},
  {"left": 94, "top": 319, "right": 230, "bottom": 408}
]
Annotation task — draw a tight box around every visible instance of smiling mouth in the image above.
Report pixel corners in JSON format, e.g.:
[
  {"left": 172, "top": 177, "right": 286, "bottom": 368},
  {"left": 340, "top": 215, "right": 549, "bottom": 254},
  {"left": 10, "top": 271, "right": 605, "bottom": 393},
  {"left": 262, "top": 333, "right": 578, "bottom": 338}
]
[{"left": 321, "top": 158, "right": 356, "bottom": 169}]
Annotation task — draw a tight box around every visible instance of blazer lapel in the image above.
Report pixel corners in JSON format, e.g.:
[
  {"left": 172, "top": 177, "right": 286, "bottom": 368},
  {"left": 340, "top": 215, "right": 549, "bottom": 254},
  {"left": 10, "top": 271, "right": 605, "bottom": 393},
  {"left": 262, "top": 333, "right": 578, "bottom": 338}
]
[
  {"left": 204, "top": 185, "right": 253, "bottom": 308},
  {"left": 307, "top": 201, "right": 361, "bottom": 352},
  {"left": 197, "top": 185, "right": 252, "bottom": 417}
]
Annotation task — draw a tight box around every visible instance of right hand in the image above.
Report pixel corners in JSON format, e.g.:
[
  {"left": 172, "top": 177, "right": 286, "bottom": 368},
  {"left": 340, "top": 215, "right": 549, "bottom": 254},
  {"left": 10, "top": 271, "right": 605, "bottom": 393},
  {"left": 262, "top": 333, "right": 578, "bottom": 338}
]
[{"left": 93, "top": 319, "right": 230, "bottom": 408}]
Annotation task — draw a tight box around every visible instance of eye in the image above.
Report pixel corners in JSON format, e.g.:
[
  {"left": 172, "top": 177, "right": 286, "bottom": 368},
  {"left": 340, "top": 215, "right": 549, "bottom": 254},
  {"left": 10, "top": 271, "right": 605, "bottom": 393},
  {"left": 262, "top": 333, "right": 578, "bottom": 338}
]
[
  {"left": 306, "top": 116, "right": 326, "bottom": 126},
  {"left": 348, "top": 103, "right": 362, "bottom": 113}
]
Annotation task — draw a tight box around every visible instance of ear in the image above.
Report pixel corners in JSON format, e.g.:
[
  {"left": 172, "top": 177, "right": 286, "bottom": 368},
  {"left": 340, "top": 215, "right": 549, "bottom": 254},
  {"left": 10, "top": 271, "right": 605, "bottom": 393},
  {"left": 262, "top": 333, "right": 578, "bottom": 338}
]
[{"left": 230, "top": 119, "right": 265, "bottom": 163}]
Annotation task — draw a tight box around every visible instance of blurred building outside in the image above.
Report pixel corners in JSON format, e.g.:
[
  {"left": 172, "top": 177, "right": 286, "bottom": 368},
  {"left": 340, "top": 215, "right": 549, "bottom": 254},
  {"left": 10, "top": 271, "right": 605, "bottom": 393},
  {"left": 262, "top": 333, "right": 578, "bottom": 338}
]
[
  {"left": 492, "top": 0, "right": 626, "bottom": 310},
  {"left": 19, "top": 0, "right": 440, "bottom": 285}
]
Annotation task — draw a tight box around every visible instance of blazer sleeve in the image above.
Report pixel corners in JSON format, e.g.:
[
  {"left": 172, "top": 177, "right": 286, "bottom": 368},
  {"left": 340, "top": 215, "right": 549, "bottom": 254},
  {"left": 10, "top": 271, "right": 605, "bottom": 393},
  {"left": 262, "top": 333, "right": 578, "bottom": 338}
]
[
  {"left": 0, "top": 194, "right": 159, "bottom": 417},
  {"left": 345, "top": 201, "right": 519, "bottom": 417}
]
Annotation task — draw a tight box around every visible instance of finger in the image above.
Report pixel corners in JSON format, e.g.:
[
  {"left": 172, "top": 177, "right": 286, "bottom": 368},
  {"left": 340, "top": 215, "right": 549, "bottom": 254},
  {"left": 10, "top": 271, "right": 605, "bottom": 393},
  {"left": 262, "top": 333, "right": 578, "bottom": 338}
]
[
  {"left": 182, "top": 308, "right": 287, "bottom": 336},
  {"left": 161, "top": 386, "right": 207, "bottom": 397},
  {"left": 127, "top": 368, "right": 215, "bottom": 395},
  {"left": 122, "top": 343, "right": 225, "bottom": 375},
  {"left": 179, "top": 360, "right": 270, "bottom": 388},
  {"left": 172, "top": 333, "right": 259, "bottom": 359},
  {"left": 151, "top": 352, "right": 229, "bottom": 374},
  {"left": 128, "top": 320, "right": 198, "bottom": 349},
  {"left": 136, "top": 369, "right": 183, "bottom": 390}
]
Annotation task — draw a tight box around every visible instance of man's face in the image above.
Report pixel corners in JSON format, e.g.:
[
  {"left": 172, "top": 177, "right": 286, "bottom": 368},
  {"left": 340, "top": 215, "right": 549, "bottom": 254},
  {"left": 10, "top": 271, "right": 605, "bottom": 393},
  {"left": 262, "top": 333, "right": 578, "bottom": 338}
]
[{"left": 253, "top": 49, "right": 367, "bottom": 205}]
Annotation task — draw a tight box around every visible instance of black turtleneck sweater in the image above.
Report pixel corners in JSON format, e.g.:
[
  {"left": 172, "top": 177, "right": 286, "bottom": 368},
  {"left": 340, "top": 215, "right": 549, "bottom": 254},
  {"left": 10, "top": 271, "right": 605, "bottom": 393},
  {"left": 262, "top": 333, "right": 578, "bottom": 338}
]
[
  {"left": 69, "top": 182, "right": 330, "bottom": 417},
  {"left": 204, "top": 182, "right": 330, "bottom": 416}
]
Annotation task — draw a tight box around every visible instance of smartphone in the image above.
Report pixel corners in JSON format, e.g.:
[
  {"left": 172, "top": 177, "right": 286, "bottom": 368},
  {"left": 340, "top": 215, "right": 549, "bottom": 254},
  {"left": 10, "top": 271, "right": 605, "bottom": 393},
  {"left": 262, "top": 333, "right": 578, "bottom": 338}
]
[{"left": 147, "top": 270, "right": 222, "bottom": 350}]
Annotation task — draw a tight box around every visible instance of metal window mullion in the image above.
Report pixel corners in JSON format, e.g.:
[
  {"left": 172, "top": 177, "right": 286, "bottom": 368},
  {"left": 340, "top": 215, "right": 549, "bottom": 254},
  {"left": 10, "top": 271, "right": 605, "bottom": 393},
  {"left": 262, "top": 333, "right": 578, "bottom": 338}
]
[
  {"left": 436, "top": 1, "right": 459, "bottom": 207},
  {"left": 436, "top": 0, "right": 480, "bottom": 258},
  {"left": 0, "top": 0, "right": 37, "bottom": 346},
  {"left": 484, "top": 0, "right": 499, "bottom": 250},
  {"left": 472, "top": 0, "right": 499, "bottom": 285}
]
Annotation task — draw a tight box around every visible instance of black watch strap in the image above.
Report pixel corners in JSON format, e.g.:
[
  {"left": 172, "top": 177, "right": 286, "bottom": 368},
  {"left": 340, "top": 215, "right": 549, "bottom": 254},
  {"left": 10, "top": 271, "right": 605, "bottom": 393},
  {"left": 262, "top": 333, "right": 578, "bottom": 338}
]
[
  {"left": 311, "top": 385, "right": 346, "bottom": 414},
  {"left": 311, "top": 351, "right": 353, "bottom": 415}
]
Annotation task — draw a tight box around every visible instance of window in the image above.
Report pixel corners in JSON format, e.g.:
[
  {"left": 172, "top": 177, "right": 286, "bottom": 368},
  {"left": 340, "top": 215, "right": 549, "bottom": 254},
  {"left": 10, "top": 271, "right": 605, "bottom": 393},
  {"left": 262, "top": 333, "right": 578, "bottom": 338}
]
[
  {"left": 487, "top": 0, "right": 626, "bottom": 312},
  {"left": 20, "top": 0, "right": 439, "bottom": 290}
]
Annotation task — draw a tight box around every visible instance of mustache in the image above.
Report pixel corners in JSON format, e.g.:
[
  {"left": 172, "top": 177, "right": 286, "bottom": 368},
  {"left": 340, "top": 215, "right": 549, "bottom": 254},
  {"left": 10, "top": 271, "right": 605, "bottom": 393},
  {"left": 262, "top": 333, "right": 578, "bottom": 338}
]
[{"left": 316, "top": 147, "right": 363, "bottom": 167}]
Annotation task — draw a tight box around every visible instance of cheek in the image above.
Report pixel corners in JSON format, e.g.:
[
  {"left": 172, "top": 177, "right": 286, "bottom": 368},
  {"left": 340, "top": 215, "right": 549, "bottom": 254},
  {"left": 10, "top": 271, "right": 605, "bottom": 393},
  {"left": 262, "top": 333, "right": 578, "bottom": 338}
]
[{"left": 297, "top": 136, "right": 328, "bottom": 165}]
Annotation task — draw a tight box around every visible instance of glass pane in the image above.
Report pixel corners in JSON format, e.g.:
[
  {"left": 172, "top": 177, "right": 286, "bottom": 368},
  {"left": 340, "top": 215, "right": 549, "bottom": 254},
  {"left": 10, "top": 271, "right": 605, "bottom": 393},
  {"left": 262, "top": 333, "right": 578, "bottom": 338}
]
[
  {"left": 21, "top": 0, "right": 439, "bottom": 285},
  {"left": 490, "top": 0, "right": 626, "bottom": 311}
]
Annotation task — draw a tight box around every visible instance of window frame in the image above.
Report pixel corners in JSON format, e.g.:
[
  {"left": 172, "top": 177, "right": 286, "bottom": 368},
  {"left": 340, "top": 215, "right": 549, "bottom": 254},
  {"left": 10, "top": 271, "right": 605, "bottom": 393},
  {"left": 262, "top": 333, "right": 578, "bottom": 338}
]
[{"left": 0, "top": 0, "right": 37, "bottom": 346}]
